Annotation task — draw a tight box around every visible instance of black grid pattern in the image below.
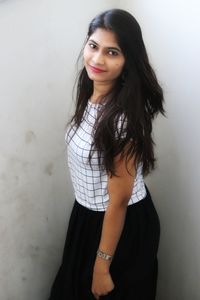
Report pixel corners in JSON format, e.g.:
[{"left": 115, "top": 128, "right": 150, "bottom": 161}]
[{"left": 65, "top": 100, "right": 146, "bottom": 211}]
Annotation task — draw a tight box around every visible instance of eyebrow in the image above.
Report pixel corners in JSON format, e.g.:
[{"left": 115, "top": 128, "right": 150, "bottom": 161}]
[{"left": 88, "top": 39, "right": 122, "bottom": 52}]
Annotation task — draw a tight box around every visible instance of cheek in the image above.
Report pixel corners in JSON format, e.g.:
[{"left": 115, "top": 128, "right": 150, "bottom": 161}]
[{"left": 113, "top": 62, "right": 125, "bottom": 75}]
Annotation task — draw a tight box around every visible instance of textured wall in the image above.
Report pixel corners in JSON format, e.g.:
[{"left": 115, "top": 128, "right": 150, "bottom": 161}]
[
  {"left": 0, "top": 1, "right": 117, "bottom": 299},
  {"left": 119, "top": 1, "right": 200, "bottom": 299},
  {"left": 2, "top": 1, "right": 199, "bottom": 299}
]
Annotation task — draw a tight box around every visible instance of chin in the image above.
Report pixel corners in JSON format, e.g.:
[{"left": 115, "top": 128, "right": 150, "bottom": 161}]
[{"left": 87, "top": 73, "right": 104, "bottom": 81}]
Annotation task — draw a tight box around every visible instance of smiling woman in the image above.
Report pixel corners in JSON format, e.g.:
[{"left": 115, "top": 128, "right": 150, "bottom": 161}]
[
  {"left": 48, "top": 8, "right": 164, "bottom": 300},
  {"left": 83, "top": 29, "right": 125, "bottom": 91}
]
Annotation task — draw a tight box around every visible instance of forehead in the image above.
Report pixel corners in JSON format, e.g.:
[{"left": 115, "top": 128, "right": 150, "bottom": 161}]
[{"left": 89, "top": 28, "right": 120, "bottom": 48}]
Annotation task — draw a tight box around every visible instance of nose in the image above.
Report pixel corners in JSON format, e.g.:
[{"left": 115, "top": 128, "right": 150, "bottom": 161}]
[{"left": 92, "top": 51, "right": 105, "bottom": 66}]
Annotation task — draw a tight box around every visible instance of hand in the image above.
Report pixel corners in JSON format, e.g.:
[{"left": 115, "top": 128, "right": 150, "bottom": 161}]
[{"left": 91, "top": 267, "right": 114, "bottom": 300}]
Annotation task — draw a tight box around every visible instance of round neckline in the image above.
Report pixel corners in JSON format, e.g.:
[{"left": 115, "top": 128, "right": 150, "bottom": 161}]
[{"left": 88, "top": 100, "right": 104, "bottom": 107}]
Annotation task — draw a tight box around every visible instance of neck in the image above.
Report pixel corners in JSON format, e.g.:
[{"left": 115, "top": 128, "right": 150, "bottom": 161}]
[{"left": 90, "top": 81, "right": 114, "bottom": 103}]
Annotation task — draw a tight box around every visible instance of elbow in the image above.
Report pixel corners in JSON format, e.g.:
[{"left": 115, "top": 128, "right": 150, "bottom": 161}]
[
  {"left": 121, "top": 194, "right": 132, "bottom": 207},
  {"left": 119, "top": 189, "right": 133, "bottom": 206},
  {"left": 110, "top": 194, "right": 132, "bottom": 209}
]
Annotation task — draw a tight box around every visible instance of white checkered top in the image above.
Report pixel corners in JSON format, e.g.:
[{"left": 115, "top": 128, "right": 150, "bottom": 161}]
[{"left": 65, "top": 100, "right": 146, "bottom": 211}]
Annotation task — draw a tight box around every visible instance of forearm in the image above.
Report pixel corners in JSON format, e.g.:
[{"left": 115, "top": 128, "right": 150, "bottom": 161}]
[
  {"left": 94, "top": 148, "right": 136, "bottom": 273},
  {"left": 94, "top": 201, "right": 128, "bottom": 272}
]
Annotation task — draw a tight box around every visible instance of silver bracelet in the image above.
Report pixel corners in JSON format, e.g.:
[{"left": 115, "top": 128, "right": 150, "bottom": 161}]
[{"left": 96, "top": 249, "right": 113, "bottom": 261}]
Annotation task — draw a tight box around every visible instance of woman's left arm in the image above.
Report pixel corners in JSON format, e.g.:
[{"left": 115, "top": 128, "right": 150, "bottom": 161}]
[{"left": 92, "top": 145, "right": 136, "bottom": 298}]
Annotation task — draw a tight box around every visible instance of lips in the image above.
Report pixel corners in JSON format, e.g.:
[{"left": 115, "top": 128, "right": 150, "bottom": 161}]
[{"left": 89, "top": 65, "right": 106, "bottom": 73}]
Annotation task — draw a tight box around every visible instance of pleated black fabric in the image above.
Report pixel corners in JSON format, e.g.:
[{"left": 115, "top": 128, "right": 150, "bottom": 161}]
[{"left": 48, "top": 186, "right": 160, "bottom": 300}]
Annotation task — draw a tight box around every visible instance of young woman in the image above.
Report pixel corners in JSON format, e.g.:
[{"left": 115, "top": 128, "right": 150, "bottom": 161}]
[{"left": 48, "top": 8, "right": 164, "bottom": 300}]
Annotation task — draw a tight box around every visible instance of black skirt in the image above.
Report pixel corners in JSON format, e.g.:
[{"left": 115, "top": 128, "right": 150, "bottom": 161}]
[{"left": 48, "top": 186, "right": 160, "bottom": 300}]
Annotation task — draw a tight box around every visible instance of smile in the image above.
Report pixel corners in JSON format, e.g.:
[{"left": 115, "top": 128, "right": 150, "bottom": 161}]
[{"left": 89, "top": 65, "right": 106, "bottom": 73}]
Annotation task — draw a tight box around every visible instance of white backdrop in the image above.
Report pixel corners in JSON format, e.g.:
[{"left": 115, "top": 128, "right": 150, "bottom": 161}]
[
  {"left": 119, "top": 1, "right": 200, "bottom": 299},
  {"left": 0, "top": 0, "right": 200, "bottom": 299},
  {"left": 0, "top": 1, "right": 116, "bottom": 299}
]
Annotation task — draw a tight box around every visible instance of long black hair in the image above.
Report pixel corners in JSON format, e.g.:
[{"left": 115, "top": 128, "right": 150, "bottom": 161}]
[{"left": 67, "top": 8, "right": 165, "bottom": 176}]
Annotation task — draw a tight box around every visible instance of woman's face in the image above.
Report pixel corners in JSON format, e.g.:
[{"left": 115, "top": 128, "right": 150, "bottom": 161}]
[{"left": 83, "top": 28, "right": 125, "bottom": 86}]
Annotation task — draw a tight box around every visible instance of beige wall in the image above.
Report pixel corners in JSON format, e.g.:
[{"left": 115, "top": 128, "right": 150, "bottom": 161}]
[
  {"left": 0, "top": 1, "right": 117, "bottom": 299},
  {"left": 119, "top": 1, "right": 200, "bottom": 299}
]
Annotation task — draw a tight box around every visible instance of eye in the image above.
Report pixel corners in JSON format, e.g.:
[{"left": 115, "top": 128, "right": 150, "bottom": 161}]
[
  {"left": 108, "top": 50, "right": 119, "bottom": 56},
  {"left": 88, "top": 43, "right": 97, "bottom": 50}
]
